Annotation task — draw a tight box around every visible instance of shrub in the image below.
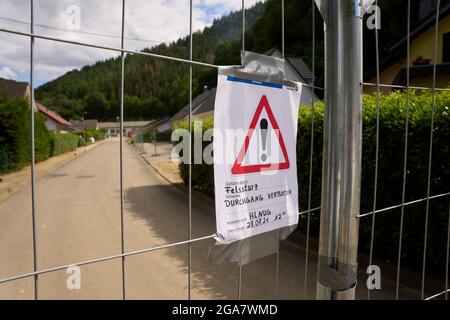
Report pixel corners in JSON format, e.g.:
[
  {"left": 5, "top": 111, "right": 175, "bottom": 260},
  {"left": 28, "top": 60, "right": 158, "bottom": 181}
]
[
  {"left": 51, "top": 132, "right": 79, "bottom": 156},
  {"left": 156, "top": 129, "right": 173, "bottom": 142},
  {"left": 175, "top": 117, "right": 215, "bottom": 196},
  {"left": 177, "top": 90, "right": 450, "bottom": 276},
  {"left": 86, "top": 129, "right": 105, "bottom": 141},
  {"left": 143, "top": 128, "right": 173, "bottom": 143},
  {"left": 0, "top": 98, "right": 51, "bottom": 172},
  {"left": 77, "top": 135, "right": 86, "bottom": 147},
  {"left": 143, "top": 129, "right": 155, "bottom": 142},
  {"left": 73, "top": 129, "right": 105, "bottom": 143}
]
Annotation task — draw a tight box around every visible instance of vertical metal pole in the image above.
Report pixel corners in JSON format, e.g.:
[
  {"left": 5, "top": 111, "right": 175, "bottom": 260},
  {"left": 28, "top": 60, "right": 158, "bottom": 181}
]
[
  {"left": 396, "top": 0, "right": 411, "bottom": 300},
  {"left": 30, "top": 0, "right": 39, "bottom": 300},
  {"left": 274, "top": 0, "right": 285, "bottom": 300},
  {"left": 119, "top": 0, "right": 126, "bottom": 300},
  {"left": 446, "top": 202, "right": 450, "bottom": 300},
  {"left": 238, "top": 0, "right": 245, "bottom": 301},
  {"left": 421, "top": 0, "right": 440, "bottom": 300},
  {"left": 315, "top": 0, "right": 363, "bottom": 300},
  {"left": 336, "top": 0, "right": 363, "bottom": 300},
  {"left": 368, "top": 0, "right": 380, "bottom": 300},
  {"left": 242, "top": 0, "right": 245, "bottom": 53},
  {"left": 281, "top": 0, "right": 285, "bottom": 58},
  {"left": 304, "top": 0, "right": 316, "bottom": 300},
  {"left": 188, "top": 0, "right": 193, "bottom": 301}
]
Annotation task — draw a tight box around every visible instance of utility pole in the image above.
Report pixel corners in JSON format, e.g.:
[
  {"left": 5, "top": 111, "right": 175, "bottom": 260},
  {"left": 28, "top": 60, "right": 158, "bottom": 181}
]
[
  {"left": 82, "top": 111, "right": 87, "bottom": 142},
  {"left": 314, "top": 0, "right": 365, "bottom": 300}
]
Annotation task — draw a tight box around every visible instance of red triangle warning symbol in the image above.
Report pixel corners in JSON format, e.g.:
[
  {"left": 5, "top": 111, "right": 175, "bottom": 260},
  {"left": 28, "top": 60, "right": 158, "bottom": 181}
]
[{"left": 231, "top": 95, "right": 290, "bottom": 175}]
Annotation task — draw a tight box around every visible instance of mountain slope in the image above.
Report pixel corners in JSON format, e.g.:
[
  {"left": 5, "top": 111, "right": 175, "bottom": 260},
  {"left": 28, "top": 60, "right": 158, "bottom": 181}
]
[
  {"left": 36, "top": 0, "right": 417, "bottom": 122},
  {"left": 35, "top": 2, "right": 266, "bottom": 121}
]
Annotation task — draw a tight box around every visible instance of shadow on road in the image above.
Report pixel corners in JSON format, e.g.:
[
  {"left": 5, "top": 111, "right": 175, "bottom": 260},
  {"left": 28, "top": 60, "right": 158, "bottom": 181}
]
[
  {"left": 124, "top": 182, "right": 316, "bottom": 299},
  {"left": 125, "top": 183, "right": 245, "bottom": 299},
  {"left": 124, "top": 180, "right": 432, "bottom": 300}
]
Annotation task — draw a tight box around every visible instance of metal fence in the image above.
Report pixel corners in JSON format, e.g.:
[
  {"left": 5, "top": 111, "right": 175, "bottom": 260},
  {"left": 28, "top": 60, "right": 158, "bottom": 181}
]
[
  {"left": 361, "top": 0, "right": 449, "bottom": 300},
  {"left": 0, "top": 0, "right": 449, "bottom": 301}
]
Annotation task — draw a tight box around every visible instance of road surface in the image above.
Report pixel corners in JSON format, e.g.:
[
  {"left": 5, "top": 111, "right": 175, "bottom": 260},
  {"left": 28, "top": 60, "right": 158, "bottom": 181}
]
[{"left": 0, "top": 138, "right": 417, "bottom": 299}]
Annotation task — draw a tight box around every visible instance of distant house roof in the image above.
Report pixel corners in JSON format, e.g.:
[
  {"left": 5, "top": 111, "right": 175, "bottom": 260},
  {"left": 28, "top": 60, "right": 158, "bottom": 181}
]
[
  {"left": 168, "top": 88, "right": 213, "bottom": 123},
  {"left": 69, "top": 119, "right": 98, "bottom": 130},
  {"left": 192, "top": 88, "right": 216, "bottom": 115},
  {"left": 0, "top": 78, "right": 29, "bottom": 100},
  {"left": 36, "top": 103, "right": 71, "bottom": 126},
  {"left": 286, "top": 57, "right": 314, "bottom": 84},
  {"left": 166, "top": 48, "right": 316, "bottom": 122},
  {"left": 98, "top": 121, "right": 153, "bottom": 129},
  {"left": 262, "top": 47, "right": 279, "bottom": 57},
  {"left": 153, "top": 116, "right": 171, "bottom": 127},
  {"left": 262, "top": 47, "right": 314, "bottom": 84}
]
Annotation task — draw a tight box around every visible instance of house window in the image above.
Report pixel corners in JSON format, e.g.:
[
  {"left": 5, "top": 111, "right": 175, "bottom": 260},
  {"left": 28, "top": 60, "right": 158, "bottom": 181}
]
[{"left": 444, "top": 32, "right": 450, "bottom": 63}]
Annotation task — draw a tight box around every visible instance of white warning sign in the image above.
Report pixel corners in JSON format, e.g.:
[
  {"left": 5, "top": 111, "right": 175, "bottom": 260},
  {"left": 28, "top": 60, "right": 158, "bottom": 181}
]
[{"left": 213, "top": 74, "right": 302, "bottom": 244}]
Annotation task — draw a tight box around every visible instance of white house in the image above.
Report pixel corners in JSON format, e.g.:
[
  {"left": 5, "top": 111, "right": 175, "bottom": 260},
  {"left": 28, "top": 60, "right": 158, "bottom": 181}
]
[{"left": 36, "top": 103, "right": 72, "bottom": 132}]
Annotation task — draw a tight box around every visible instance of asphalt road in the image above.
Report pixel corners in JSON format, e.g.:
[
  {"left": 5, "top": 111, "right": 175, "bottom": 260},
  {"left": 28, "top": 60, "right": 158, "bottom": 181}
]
[{"left": 0, "top": 138, "right": 416, "bottom": 300}]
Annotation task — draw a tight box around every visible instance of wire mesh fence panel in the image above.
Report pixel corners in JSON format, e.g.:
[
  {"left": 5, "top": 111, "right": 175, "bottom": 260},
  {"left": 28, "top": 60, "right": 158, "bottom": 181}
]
[
  {"left": 0, "top": 0, "right": 448, "bottom": 301},
  {"left": 0, "top": 0, "right": 321, "bottom": 300},
  {"left": 360, "top": 0, "right": 450, "bottom": 301}
]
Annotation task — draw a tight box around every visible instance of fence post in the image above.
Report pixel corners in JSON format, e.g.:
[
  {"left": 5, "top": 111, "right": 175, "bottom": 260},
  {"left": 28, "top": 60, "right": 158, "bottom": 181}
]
[{"left": 315, "top": 0, "right": 363, "bottom": 300}]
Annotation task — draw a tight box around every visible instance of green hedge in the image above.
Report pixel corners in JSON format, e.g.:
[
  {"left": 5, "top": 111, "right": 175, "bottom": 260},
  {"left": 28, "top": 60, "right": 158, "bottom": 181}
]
[
  {"left": 51, "top": 132, "right": 79, "bottom": 156},
  {"left": 0, "top": 98, "right": 51, "bottom": 173},
  {"left": 77, "top": 135, "right": 87, "bottom": 147},
  {"left": 73, "top": 129, "right": 105, "bottom": 142},
  {"left": 86, "top": 129, "right": 105, "bottom": 141},
  {"left": 143, "top": 128, "right": 172, "bottom": 142},
  {"left": 177, "top": 90, "right": 450, "bottom": 276},
  {"left": 0, "top": 98, "right": 89, "bottom": 173},
  {"left": 156, "top": 129, "right": 173, "bottom": 142}
]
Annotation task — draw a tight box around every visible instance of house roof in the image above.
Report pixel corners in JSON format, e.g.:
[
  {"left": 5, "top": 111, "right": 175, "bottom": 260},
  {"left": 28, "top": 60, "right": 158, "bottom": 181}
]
[
  {"left": 392, "top": 62, "right": 450, "bottom": 86},
  {"left": 36, "top": 103, "right": 71, "bottom": 126},
  {"left": 69, "top": 119, "right": 98, "bottom": 130},
  {"left": 192, "top": 88, "right": 217, "bottom": 115},
  {"left": 153, "top": 116, "right": 172, "bottom": 127},
  {"left": 0, "top": 78, "right": 29, "bottom": 100},
  {"left": 364, "top": 3, "right": 450, "bottom": 80},
  {"left": 286, "top": 57, "right": 313, "bottom": 84},
  {"left": 389, "top": 3, "right": 450, "bottom": 53},
  {"left": 167, "top": 47, "right": 316, "bottom": 122},
  {"left": 262, "top": 47, "right": 279, "bottom": 57},
  {"left": 262, "top": 47, "right": 314, "bottom": 84},
  {"left": 168, "top": 89, "right": 213, "bottom": 123}
]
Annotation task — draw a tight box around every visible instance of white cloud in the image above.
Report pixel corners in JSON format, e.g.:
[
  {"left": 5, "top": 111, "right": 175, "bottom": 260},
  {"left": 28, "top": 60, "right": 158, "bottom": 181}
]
[
  {"left": 0, "top": 0, "right": 263, "bottom": 86},
  {"left": 0, "top": 66, "right": 17, "bottom": 80}
]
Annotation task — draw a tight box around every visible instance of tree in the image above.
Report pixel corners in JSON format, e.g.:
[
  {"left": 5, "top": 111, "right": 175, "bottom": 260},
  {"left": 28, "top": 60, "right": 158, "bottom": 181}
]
[{"left": 84, "top": 91, "right": 109, "bottom": 120}]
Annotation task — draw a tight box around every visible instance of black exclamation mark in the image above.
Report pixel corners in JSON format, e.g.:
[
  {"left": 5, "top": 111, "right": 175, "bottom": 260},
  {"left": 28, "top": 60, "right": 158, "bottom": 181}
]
[{"left": 260, "top": 119, "right": 268, "bottom": 162}]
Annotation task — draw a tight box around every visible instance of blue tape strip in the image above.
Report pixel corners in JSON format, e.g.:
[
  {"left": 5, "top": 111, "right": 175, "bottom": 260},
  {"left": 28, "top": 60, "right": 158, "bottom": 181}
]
[{"left": 226, "top": 75, "right": 283, "bottom": 89}]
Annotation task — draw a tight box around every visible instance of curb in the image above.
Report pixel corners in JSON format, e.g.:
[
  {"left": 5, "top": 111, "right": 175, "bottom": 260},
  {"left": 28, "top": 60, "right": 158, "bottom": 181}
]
[{"left": 132, "top": 143, "right": 216, "bottom": 209}]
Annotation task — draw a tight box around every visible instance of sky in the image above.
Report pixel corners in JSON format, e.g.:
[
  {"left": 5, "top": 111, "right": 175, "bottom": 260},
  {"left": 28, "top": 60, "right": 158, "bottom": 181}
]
[{"left": 0, "top": 0, "right": 261, "bottom": 87}]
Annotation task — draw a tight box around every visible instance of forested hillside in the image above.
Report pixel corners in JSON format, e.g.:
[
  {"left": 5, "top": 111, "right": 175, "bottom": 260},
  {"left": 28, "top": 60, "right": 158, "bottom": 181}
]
[
  {"left": 36, "top": 0, "right": 424, "bottom": 121},
  {"left": 35, "top": 2, "right": 265, "bottom": 121}
]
